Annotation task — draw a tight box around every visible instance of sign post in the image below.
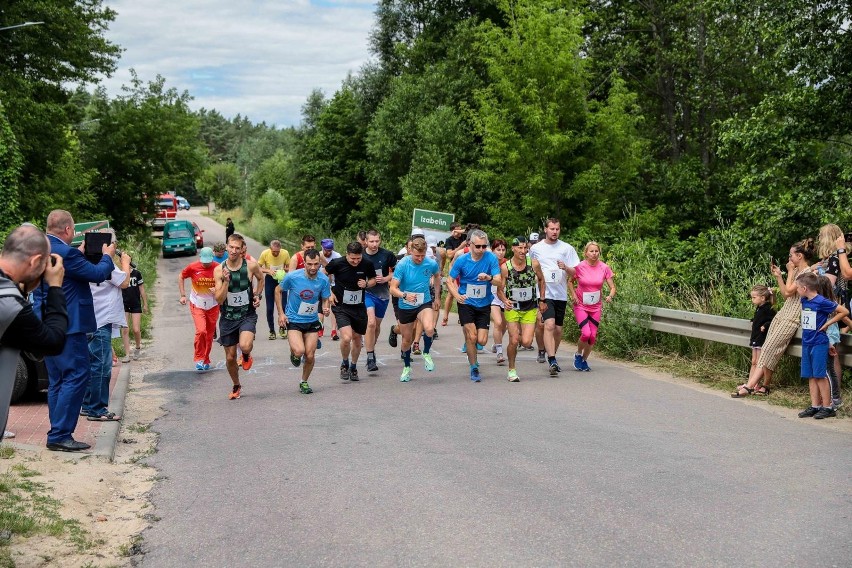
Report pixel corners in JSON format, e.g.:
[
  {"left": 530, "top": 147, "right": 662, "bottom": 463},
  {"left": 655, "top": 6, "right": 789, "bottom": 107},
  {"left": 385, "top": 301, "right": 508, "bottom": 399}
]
[
  {"left": 411, "top": 209, "right": 454, "bottom": 246},
  {"left": 71, "top": 220, "right": 111, "bottom": 246}
]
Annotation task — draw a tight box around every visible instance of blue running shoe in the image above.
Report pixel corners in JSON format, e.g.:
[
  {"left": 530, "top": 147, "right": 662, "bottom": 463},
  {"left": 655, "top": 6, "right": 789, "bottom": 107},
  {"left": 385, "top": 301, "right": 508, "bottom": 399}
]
[
  {"left": 581, "top": 359, "right": 591, "bottom": 372},
  {"left": 195, "top": 361, "right": 204, "bottom": 371},
  {"left": 461, "top": 343, "right": 467, "bottom": 353},
  {"left": 574, "top": 353, "right": 583, "bottom": 371},
  {"left": 470, "top": 367, "right": 481, "bottom": 382},
  {"left": 317, "top": 338, "right": 322, "bottom": 350},
  {"left": 476, "top": 343, "right": 485, "bottom": 352},
  {"left": 202, "top": 363, "right": 210, "bottom": 371}
]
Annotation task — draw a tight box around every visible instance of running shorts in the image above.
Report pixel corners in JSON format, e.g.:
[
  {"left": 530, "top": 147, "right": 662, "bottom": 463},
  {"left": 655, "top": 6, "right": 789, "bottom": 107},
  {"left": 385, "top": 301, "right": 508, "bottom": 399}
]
[
  {"left": 505, "top": 308, "right": 537, "bottom": 325},
  {"left": 332, "top": 305, "right": 368, "bottom": 335},
  {"left": 541, "top": 299, "right": 568, "bottom": 327},
  {"left": 458, "top": 303, "right": 491, "bottom": 329},
  {"left": 398, "top": 303, "right": 431, "bottom": 325},
  {"left": 365, "top": 293, "right": 390, "bottom": 319},
  {"left": 286, "top": 320, "right": 323, "bottom": 334},
  {"left": 218, "top": 311, "right": 258, "bottom": 347}
]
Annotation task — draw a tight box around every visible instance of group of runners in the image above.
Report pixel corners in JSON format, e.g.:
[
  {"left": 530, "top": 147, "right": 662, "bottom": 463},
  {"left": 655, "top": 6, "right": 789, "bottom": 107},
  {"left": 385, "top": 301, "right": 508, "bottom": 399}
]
[{"left": 177, "top": 218, "right": 616, "bottom": 398}]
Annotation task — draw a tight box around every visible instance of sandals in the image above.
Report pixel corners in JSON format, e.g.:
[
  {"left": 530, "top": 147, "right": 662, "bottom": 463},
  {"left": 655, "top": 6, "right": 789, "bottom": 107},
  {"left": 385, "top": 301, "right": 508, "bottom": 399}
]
[
  {"left": 731, "top": 386, "right": 754, "bottom": 398},
  {"left": 86, "top": 412, "right": 121, "bottom": 422},
  {"left": 754, "top": 385, "right": 771, "bottom": 396}
]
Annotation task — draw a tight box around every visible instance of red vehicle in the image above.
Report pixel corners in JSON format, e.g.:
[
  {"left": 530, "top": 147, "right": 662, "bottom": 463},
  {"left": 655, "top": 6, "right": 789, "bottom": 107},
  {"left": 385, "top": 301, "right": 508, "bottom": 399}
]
[
  {"left": 192, "top": 222, "right": 204, "bottom": 248},
  {"left": 152, "top": 194, "right": 178, "bottom": 230}
]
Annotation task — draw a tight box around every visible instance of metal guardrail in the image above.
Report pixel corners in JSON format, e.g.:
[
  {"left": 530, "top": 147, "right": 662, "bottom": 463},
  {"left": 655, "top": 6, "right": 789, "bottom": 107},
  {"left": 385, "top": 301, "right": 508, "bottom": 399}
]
[{"left": 633, "top": 305, "right": 852, "bottom": 367}]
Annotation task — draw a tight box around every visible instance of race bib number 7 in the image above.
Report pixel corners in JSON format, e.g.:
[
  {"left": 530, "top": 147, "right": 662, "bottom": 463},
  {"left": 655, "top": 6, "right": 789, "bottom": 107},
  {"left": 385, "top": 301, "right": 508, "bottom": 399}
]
[
  {"left": 227, "top": 289, "right": 250, "bottom": 306},
  {"left": 583, "top": 291, "right": 601, "bottom": 305},
  {"left": 801, "top": 310, "right": 817, "bottom": 331}
]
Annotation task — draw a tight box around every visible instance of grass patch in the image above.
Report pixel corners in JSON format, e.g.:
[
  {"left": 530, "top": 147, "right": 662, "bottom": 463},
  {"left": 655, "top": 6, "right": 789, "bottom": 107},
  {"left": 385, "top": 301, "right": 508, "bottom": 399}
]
[{"left": 125, "top": 423, "right": 151, "bottom": 434}]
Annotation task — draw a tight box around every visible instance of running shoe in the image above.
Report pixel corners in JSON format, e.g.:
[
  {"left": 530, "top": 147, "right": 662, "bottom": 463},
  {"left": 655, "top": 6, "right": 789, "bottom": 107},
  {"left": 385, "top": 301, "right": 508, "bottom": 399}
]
[
  {"left": 241, "top": 354, "right": 253, "bottom": 371},
  {"left": 400, "top": 367, "right": 411, "bottom": 382},
  {"left": 798, "top": 406, "right": 819, "bottom": 418},
  {"left": 491, "top": 344, "right": 497, "bottom": 353},
  {"left": 388, "top": 327, "right": 398, "bottom": 348},
  {"left": 496, "top": 353, "right": 506, "bottom": 365},
  {"left": 412, "top": 342, "right": 422, "bottom": 355},
  {"left": 229, "top": 384, "right": 242, "bottom": 400},
  {"left": 574, "top": 353, "right": 583, "bottom": 371},
  {"left": 433, "top": 329, "right": 439, "bottom": 340},
  {"left": 461, "top": 342, "right": 467, "bottom": 353},
  {"left": 300, "top": 381, "right": 313, "bottom": 394},
  {"left": 580, "top": 359, "right": 591, "bottom": 372},
  {"left": 279, "top": 326, "right": 287, "bottom": 339},
  {"left": 195, "top": 361, "right": 204, "bottom": 371},
  {"left": 331, "top": 329, "right": 339, "bottom": 341},
  {"left": 290, "top": 352, "right": 302, "bottom": 367},
  {"left": 268, "top": 332, "right": 277, "bottom": 340},
  {"left": 549, "top": 362, "right": 559, "bottom": 376},
  {"left": 814, "top": 407, "right": 836, "bottom": 419},
  {"left": 477, "top": 343, "right": 485, "bottom": 352},
  {"left": 366, "top": 354, "right": 378, "bottom": 372},
  {"left": 507, "top": 369, "right": 520, "bottom": 382},
  {"left": 832, "top": 398, "right": 843, "bottom": 408},
  {"left": 202, "top": 363, "right": 210, "bottom": 371},
  {"left": 340, "top": 363, "right": 350, "bottom": 380},
  {"left": 349, "top": 368, "right": 359, "bottom": 381},
  {"left": 537, "top": 350, "right": 546, "bottom": 364},
  {"left": 317, "top": 338, "right": 322, "bottom": 350},
  {"left": 470, "top": 367, "right": 481, "bottom": 382},
  {"left": 423, "top": 353, "right": 435, "bottom": 372}
]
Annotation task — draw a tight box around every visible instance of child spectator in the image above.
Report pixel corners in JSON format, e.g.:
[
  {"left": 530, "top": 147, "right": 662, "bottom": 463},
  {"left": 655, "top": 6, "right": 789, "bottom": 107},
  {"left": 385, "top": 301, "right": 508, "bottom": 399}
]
[
  {"left": 121, "top": 263, "right": 148, "bottom": 361},
  {"left": 733, "top": 285, "right": 776, "bottom": 397},
  {"left": 815, "top": 276, "right": 851, "bottom": 409},
  {"left": 212, "top": 242, "right": 227, "bottom": 264},
  {"left": 796, "top": 272, "right": 848, "bottom": 419}
]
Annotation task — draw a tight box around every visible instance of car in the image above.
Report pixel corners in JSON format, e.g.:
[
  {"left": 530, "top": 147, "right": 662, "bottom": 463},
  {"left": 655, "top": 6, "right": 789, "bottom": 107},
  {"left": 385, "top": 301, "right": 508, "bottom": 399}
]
[
  {"left": 191, "top": 222, "right": 204, "bottom": 248},
  {"left": 11, "top": 353, "right": 49, "bottom": 404},
  {"left": 176, "top": 196, "right": 191, "bottom": 210},
  {"left": 162, "top": 220, "right": 198, "bottom": 257}
]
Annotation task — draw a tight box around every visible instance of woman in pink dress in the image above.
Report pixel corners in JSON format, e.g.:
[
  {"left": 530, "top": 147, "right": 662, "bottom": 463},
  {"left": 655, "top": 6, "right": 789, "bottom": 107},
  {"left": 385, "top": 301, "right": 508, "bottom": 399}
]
[{"left": 568, "top": 242, "right": 616, "bottom": 371}]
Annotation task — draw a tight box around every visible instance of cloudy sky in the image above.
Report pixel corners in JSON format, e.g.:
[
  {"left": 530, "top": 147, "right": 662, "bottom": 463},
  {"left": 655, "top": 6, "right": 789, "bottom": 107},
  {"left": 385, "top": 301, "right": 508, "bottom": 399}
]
[{"left": 99, "top": 0, "right": 377, "bottom": 127}]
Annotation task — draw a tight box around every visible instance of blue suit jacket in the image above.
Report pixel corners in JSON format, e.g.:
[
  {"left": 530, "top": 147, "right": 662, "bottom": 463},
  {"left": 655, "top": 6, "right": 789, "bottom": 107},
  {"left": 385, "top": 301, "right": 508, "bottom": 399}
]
[{"left": 33, "top": 234, "right": 114, "bottom": 335}]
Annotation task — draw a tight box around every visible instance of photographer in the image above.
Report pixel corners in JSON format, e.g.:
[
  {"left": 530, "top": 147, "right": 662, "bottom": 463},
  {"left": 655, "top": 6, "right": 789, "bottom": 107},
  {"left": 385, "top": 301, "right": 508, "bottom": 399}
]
[{"left": 0, "top": 224, "right": 69, "bottom": 441}]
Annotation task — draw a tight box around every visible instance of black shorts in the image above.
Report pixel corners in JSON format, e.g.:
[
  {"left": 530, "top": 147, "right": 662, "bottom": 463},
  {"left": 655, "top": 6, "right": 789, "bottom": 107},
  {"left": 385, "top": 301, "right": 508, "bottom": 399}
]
[
  {"left": 458, "top": 303, "right": 491, "bottom": 329},
  {"left": 398, "top": 303, "right": 431, "bottom": 325},
  {"left": 332, "top": 305, "right": 368, "bottom": 335},
  {"left": 542, "top": 299, "right": 568, "bottom": 327},
  {"left": 391, "top": 296, "right": 401, "bottom": 322},
  {"left": 124, "top": 302, "right": 142, "bottom": 314},
  {"left": 218, "top": 311, "right": 258, "bottom": 347},
  {"left": 286, "top": 320, "right": 323, "bottom": 334}
]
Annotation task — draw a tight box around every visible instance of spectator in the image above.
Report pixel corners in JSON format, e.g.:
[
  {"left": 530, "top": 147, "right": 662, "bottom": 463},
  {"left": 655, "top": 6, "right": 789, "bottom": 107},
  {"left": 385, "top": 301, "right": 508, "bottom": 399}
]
[
  {"left": 225, "top": 218, "right": 235, "bottom": 242},
  {"left": 212, "top": 242, "right": 227, "bottom": 264},
  {"left": 33, "top": 210, "right": 115, "bottom": 452},
  {"left": 121, "top": 261, "right": 149, "bottom": 361},
  {"left": 0, "top": 224, "right": 68, "bottom": 441},
  {"left": 83, "top": 231, "right": 131, "bottom": 421},
  {"left": 444, "top": 223, "right": 466, "bottom": 253}
]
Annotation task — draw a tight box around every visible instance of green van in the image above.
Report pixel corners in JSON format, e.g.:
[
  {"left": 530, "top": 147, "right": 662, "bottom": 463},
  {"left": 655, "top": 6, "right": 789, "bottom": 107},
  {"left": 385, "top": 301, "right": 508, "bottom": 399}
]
[{"left": 162, "top": 220, "right": 198, "bottom": 257}]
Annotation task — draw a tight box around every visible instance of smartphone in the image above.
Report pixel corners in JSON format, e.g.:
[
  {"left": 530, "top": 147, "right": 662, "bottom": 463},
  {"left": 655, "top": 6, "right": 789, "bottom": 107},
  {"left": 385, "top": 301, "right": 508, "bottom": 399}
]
[{"left": 84, "top": 232, "right": 112, "bottom": 264}]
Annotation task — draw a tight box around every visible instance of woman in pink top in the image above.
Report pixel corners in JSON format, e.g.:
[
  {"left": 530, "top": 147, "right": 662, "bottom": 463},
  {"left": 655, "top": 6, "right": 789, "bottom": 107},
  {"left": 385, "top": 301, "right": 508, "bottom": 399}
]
[{"left": 568, "top": 242, "right": 616, "bottom": 371}]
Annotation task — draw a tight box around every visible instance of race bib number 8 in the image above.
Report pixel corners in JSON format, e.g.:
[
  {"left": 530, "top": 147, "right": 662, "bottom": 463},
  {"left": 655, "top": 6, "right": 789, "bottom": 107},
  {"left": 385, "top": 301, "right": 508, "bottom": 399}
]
[
  {"left": 801, "top": 310, "right": 817, "bottom": 331},
  {"left": 511, "top": 287, "right": 533, "bottom": 302},
  {"left": 467, "top": 284, "right": 487, "bottom": 299},
  {"left": 583, "top": 291, "right": 601, "bottom": 305},
  {"left": 227, "top": 289, "right": 250, "bottom": 306},
  {"left": 298, "top": 302, "right": 318, "bottom": 316},
  {"left": 343, "top": 290, "right": 363, "bottom": 305},
  {"left": 544, "top": 269, "right": 560, "bottom": 283}
]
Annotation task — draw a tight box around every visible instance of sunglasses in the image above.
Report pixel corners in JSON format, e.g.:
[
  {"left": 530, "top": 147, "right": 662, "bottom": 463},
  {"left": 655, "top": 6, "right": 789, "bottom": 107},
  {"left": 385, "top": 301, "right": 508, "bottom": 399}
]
[{"left": 472, "top": 244, "right": 488, "bottom": 249}]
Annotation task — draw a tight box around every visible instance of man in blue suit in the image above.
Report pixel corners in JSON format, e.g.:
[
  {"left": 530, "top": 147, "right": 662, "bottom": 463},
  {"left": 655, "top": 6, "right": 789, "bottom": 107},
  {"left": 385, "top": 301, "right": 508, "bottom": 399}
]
[{"left": 33, "top": 210, "right": 115, "bottom": 452}]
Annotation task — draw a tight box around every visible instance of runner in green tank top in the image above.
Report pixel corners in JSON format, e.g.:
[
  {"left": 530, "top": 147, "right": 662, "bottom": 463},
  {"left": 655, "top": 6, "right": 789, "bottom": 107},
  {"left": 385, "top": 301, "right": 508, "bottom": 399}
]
[
  {"left": 214, "top": 233, "right": 264, "bottom": 400},
  {"left": 497, "top": 236, "right": 545, "bottom": 382}
]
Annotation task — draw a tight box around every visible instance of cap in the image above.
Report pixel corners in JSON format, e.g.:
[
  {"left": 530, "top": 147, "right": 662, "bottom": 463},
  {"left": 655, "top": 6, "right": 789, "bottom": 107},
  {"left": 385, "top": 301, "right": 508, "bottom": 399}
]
[
  {"left": 426, "top": 236, "right": 438, "bottom": 248},
  {"left": 512, "top": 236, "right": 528, "bottom": 246},
  {"left": 199, "top": 247, "right": 214, "bottom": 263},
  {"left": 411, "top": 229, "right": 425, "bottom": 238},
  {"left": 529, "top": 232, "right": 540, "bottom": 243},
  {"left": 321, "top": 238, "right": 334, "bottom": 250}
]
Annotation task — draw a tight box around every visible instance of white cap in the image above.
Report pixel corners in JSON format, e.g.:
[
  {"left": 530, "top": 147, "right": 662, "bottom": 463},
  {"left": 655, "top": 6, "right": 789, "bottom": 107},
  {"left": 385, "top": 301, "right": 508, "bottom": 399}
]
[{"left": 529, "top": 232, "right": 540, "bottom": 243}]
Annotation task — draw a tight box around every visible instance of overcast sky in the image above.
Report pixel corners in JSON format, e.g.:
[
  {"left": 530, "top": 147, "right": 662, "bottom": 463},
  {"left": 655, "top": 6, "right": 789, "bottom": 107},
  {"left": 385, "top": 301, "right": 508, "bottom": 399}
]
[{"left": 98, "top": 0, "right": 377, "bottom": 127}]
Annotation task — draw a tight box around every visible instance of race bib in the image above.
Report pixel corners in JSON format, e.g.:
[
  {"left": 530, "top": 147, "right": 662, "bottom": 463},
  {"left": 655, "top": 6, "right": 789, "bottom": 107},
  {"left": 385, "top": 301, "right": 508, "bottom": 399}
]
[
  {"left": 583, "top": 291, "right": 601, "bottom": 305},
  {"left": 801, "top": 310, "right": 817, "bottom": 331},
  {"left": 511, "top": 287, "right": 533, "bottom": 302},
  {"left": 227, "top": 289, "right": 250, "bottom": 306},
  {"left": 298, "top": 301, "right": 318, "bottom": 316},
  {"left": 343, "top": 290, "right": 363, "bottom": 305},
  {"left": 192, "top": 296, "right": 217, "bottom": 310},
  {"left": 544, "top": 269, "right": 560, "bottom": 283},
  {"left": 402, "top": 292, "right": 425, "bottom": 307},
  {"left": 467, "top": 284, "right": 487, "bottom": 299}
]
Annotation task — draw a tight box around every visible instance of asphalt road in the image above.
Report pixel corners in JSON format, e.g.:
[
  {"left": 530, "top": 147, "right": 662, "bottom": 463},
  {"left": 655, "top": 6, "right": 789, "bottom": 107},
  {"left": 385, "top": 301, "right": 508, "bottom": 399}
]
[{"left": 140, "top": 210, "right": 852, "bottom": 567}]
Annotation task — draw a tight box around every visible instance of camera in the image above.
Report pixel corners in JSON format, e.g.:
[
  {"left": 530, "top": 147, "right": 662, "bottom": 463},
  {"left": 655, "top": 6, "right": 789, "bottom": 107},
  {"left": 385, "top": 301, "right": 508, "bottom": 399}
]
[{"left": 50, "top": 255, "right": 56, "bottom": 267}]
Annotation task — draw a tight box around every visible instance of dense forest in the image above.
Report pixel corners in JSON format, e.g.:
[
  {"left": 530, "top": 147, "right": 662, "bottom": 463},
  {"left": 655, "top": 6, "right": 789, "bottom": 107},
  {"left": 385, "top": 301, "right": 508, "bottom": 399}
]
[{"left": 1, "top": 0, "right": 850, "bottom": 296}]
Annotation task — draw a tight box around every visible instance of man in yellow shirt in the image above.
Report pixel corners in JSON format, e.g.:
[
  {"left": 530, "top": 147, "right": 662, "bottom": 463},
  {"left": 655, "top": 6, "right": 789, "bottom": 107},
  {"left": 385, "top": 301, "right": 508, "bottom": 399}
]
[{"left": 258, "top": 240, "right": 291, "bottom": 339}]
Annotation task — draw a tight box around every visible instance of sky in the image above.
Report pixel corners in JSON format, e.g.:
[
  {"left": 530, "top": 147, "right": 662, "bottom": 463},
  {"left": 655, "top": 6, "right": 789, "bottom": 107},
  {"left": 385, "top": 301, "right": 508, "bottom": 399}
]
[{"left": 98, "top": 0, "right": 377, "bottom": 127}]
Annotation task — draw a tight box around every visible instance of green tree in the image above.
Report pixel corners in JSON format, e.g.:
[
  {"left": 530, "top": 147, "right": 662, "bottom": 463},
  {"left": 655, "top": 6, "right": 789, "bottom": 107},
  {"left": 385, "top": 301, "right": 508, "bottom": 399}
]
[
  {"left": 0, "top": 102, "right": 22, "bottom": 233},
  {"left": 196, "top": 162, "right": 241, "bottom": 210}
]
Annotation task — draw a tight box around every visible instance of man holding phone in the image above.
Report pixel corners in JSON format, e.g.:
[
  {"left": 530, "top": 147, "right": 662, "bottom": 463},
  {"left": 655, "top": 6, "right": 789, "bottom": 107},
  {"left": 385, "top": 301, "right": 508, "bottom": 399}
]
[{"left": 33, "top": 210, "right": 115, "bottom": 452}]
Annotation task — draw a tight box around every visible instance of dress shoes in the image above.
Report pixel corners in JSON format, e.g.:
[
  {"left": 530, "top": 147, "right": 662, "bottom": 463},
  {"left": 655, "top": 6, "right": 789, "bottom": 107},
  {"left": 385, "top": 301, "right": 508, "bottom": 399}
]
[{"left": 46, "top": 439, "right": 91, "bottom": 452}]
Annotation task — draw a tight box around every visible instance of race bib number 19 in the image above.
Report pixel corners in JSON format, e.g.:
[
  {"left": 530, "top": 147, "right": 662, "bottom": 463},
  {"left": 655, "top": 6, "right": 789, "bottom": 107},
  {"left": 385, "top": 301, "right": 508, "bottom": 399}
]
[
  {"left": 801, "top": 310, "right": 817, "bottom": 331},
  {"left": 227, "top": 289, "right": 250, "bottom": 306},
  {"left": 511, "top": 287, "right": 533, "bottom": 302}
]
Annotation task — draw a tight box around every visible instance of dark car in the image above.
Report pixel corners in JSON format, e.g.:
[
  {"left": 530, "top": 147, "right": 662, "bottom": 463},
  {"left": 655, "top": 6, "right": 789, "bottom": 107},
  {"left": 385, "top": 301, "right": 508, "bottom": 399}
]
[{"left": 192, "top": 222, "right": 204, "bottom": 248}]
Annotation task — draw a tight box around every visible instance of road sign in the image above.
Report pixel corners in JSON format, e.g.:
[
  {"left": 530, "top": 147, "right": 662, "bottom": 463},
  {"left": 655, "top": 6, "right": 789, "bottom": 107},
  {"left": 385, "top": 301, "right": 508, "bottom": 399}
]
[
  {"left": 71, "top": 220, "right": 110, "bottom": 246},
  {"left": 411, "top": 209, "right": 454, "bottom": 246}
]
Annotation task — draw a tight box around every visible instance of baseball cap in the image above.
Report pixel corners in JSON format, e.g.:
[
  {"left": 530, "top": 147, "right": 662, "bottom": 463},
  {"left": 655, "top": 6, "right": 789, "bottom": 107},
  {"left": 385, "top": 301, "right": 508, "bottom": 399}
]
[
  {"left": 321, "top": 238, "right": 334, "bottom": 250},
  {"left": 199, "top": 247, "right": 214, "bottom": 263},
  {"left": 512, "top": 236, "right": 528, "bottom": 246},
  {"left": 528, "top": 232, "right": 540, "bottom": 244},
  {"left": 411, "top": 229, "right": 425, "bottom": 238}
]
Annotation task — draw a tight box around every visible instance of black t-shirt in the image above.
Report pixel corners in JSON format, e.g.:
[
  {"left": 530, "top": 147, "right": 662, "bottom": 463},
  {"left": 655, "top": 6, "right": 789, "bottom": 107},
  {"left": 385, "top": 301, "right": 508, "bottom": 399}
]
[
  {"left": 325, "top": 257, "right": 377, "bottom": 306},
  {"left": 363, "top": 247, "right": 397, "bottom": 299},
  {"left": 444, "top": 235, "right": 466, "bottom": 252},
  {"left": 122, "top": 268, "right": 144, "bottom": 307}
]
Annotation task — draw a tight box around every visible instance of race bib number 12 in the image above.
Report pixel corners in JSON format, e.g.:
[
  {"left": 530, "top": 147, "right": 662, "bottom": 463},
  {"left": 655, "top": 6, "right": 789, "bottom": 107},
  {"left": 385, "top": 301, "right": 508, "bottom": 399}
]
[{"left": 801, "top": 310, "right": 817, "bottom": 331}]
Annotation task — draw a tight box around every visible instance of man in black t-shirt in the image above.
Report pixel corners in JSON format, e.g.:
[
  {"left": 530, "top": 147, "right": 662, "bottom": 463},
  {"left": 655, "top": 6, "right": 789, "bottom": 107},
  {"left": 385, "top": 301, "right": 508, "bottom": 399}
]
[
  {"left": 325, "top": 242, "right": 377, "bottom": 381},
  {"left": 444, "top": 222, "right": 466, "bottom": 254},
  {"left": 362, "top": 230, "right": 397, "bottom": 372}
]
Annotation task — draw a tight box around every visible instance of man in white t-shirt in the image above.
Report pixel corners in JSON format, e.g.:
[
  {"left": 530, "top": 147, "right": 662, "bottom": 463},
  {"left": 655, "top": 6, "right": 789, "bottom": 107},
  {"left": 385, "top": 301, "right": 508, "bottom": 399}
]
[{"left": 529, "top": 218, "right": 579, "bottom": 376}]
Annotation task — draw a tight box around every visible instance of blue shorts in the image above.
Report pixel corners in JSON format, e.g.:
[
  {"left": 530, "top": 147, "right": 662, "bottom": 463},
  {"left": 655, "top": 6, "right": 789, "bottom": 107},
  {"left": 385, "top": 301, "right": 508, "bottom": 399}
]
[
  {"left": 365, "top": 293, "right": 390, "bottom": 319},
  {"left": 801, "top": 343, "right": 829, "bottom": 379}
]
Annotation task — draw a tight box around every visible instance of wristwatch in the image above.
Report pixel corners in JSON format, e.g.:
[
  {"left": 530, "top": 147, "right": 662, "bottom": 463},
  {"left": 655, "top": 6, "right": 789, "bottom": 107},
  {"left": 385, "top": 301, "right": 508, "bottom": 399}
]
[{"left": 838, "top": 248, "right": 847, "bottom": 254}]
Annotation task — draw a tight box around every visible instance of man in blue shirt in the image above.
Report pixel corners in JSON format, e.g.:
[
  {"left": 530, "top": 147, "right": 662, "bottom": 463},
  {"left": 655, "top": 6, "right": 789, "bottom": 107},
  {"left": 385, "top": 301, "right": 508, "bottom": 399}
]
[
  {"left": 276, "top": 249, "right": 331, "bottom": 394},
  {"left": 447, "top": 229, "right": 503, "bottom": 382},
  {"left": 390, "top": 237, "right": 441, "bottom": 382}
]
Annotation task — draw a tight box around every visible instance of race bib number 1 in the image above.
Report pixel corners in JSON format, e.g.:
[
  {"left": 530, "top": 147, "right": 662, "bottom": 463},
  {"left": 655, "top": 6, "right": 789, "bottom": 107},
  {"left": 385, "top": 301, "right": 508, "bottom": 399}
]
[
  {"left": 511, "top": 287, "right": 533, "bottom": 302},
  {"left": 298, "top": 302, "right": 318, "bottom": 316},
  {"left": 467, "top": 284, "right": 487, "bottom": 299},
  {"left": 227, "top": 289, "right": 250, "bottom": 306},
  {"left": 583, "top": 291, "right": 601, "bottom": 305},
  {"left": 801, "top": 310, "right": 817, "bottom": 331},
  {"left": 343, "top": 290, "right": 363, "bottom": 305}
]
